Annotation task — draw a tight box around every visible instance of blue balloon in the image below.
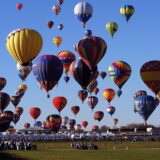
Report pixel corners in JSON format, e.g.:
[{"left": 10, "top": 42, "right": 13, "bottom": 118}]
[
  {"left": 33, "top": 55, "right": 63, "bottom": 97},
  {"left": 68, "top": 119, "right": 76, "bottom": 128},
  {"left": 34, "top": 121, "right": 42, "bottom": 127},
  {"left": 117, "top": 90, "right": 122, "bottom": 97},
  {"left": 134, "top": 94, "right": 159, "bottom": 122}
]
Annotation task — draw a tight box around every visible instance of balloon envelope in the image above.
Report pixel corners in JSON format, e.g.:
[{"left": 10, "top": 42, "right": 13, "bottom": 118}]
[
  {"left": 0, "top": 77, "right": 6, "bottom": 91},
  {"left": 77, "top": 90, "right": 88, "bottom": 103},
  {"left": 52, "top": 96, "right": 67, "bottom": 113},
  {"left": 87, "top": 96, "right": 98, "bottom": 110},
  {"left": 108, "top": 61, "right": 131, "bottom": 89},
  {"left": 0, "top": 92, "right": 10, "bottom": 112},
  {"left": 70, "top": 59, "right": 98, "bottom": 89},
  {"left": 75, "top": 35, "right": 107, "bottom": 71},
  {"left": 140, "top": 60, "right": 160, "bottom": 95},
  {"left": 6, "top": 28, "right": 43, "bottom": 65},
  {"left": 29, "top": 107, "right": 41, "bottom": 120},
  {"left": 120, "top": 5, "right": 135, "bottom": 22},
  {"left": 74, "top": 2, "right": 93, "bottom": 27},
  {"left": 33, "top": 55, "right": 63, "bottom": 95},
  {"left": 134, "top": 94, "right": 159, "bottom": 122}
]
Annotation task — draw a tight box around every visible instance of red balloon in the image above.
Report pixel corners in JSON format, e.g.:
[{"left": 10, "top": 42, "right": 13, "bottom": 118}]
[
  {"left": 29, "top": 107, "right": 41, "bottom": 121},
  {"left": 16, "top": 3, "right": 23, "bottom": 11},
  {"left": 71, "top": 106, "right": 80, "bottom": 116},
  {"left": 52, "top": 96, "right": 67, "bottom": 114},
  {"left": 82, "top": 121, "right": 88, "bottom": 128},
  {"left": 93, "top": 111, "right": 104, "bottom": 122},
  {"left": 92, "top": 125, "right": 99, "bottom": 131},
  {"left": 77, "top": 90, "right": 88, "bottom": 103},
  {"left": 24, "top": 123, "right": 30, "bottom": 128}
]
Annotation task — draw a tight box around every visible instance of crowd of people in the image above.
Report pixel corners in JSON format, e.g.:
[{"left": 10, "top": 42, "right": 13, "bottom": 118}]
[
  {"left": 0, "top": 140, "right": 37, "bottom": 151},
  {"left": 70, "top": 141, "right": 98, "bottom": 150}
]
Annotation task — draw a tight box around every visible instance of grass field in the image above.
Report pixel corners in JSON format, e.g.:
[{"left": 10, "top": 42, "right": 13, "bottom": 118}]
[{"left": 1, "top": 141, "right": 160, "bottom": 160}]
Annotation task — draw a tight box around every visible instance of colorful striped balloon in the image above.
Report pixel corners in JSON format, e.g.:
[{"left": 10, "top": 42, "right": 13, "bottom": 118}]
[
  {"left": 108, "top": 61, "right": 131, "bottom": 89},
  {"left": 140, "top": 60, "right": 160, "bottom": 95},
  {"left": 75, "top": 35, "right": 107, "bottom": 71},
  {"left": 103, "top": 89, "right": 115, "bottom": 104}
]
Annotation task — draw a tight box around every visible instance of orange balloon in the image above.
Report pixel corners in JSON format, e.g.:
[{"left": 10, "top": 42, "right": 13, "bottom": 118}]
[
  {"left": 53, "top": 36, "right": 62, "bottom": 47},
  {"left": 103, "top": 88, "right": 115, "bottom": 104}
]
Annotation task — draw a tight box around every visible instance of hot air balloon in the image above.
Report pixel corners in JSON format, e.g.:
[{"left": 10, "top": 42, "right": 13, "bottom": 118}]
[
  {"left": 103, "top": 89, "right": 116, "bottom": 105},
  {"left": 46, "top": 114, "right": 62, "bottom": 132},
  {"left": 57, "top": 50, "right": 76, "bottom": 80},
  {"left": 15, "top": 88, "right": 25, "bottom": 98},
  {"left": 92, "top": 125, "right": 99, "bottom": 132},
  {"left": 87, "top": 96, "right": 98, "bottom": 111},
  {"left": 93, "top": 111, "right": 104, "bottom": 122},
  {"left": 117, "top": 90, "right": 122, "bottom": 97},
  {"left": 134, "top": 93, "right": 159, "bottom": 125},
  {"left": 52, "top": 96, "right": 67, "bottom": 114},
  {"left": 74, "top": 2, "right": 93, "bottom": 27},
  {"left": 24, "top": 122, "right": 30, "bottom": 128},
  {"left": 16, "top": 3, "right": 23, "bottom": 11},
  {"left": 14, "top": 106, "right": 23, "bottom": 116},
  {"left": 68, "top": 119, "right": 76, "bottom": 129},
  {"left": 82, "top": 121, "right": 88, "bottom": 128},
  {"left": 85, "top": 29, "right": 92, "bottom": 37},
  {"left": 140, "top": 60, "right": 160, "bottom": 96},
  {"left": 57, "top": 24, "right": 64, "bottom": 30},
  {"left": 57, "top": 0, "right": 64, "bottom": 5},
  {"left": 29, "top": 107, "right": 41, "bottom": 121},
  {"left": 0, "top": 110, "right": 14, "bottom": 122},
  {"left": 70, "top": 59, "right": 98, "bottom": 89},
  {"left": 0, "top": 117, "right": 11, "bottom": 132},
  {"left": 93, "top": 87, "right": 99, "bottom": 95},
  {"left": 105, "top": 22, "right": 118, "bottom": 38},
  {"left": 18, "top": 84, "right": 27, "bottom": 91},
  {"left": 63, "top": 76, "right": 70, "bottom": 83},
  {"left": 71, "top": 106, "right": 80, "bottom": 117},
  {"left": 62, "top": 116, "right": 69, "bottom": 125},
  {"left": 113, "top": 118, "right": 118, "bottom": 127},
  {"left": 7, "top": 125, "right": 16, "bottom": 134},
  {"left": 52, "top": 5, "right": 61, "bottom": 15},
  {"left": 10, "top": 96, "right": 21, "bottom": 108},
  {"left": 120, "top": 5, "right": 135, "bottom": 22},
  {"left": 75, "top": 124, "right": 82, "bottom": 131},
  {"left": 47, "top": 21, "right": 54, "bottom": 29},
  {"left": 106, "top": 106, "right": 116, "bottom": 116},
  {"left": 108, "top": 61, "right": 131, "bottom": 96},
  {"left": 33, "top": 55, "right": 63, "bottom": 97},
  {"left": 53, "top": 36, "right": 62, "bottom": 47},
  {"left": 77, "top": 90, "right": 88, "bottom": 103},
  {"left": 6, "top": 28, "right": 43, "bottom": 65},
  {"left": 100, "top": 71, "right": 107, "bottom": 79},
  {"left": 0, "top": 92, "right": 10, "bottom": 112},
  {"left": 34, "top": 121, "right": 42, "bottom": 127},
  {"left": 75, "top": 32, "right": 107, "bottom": 71},
  {"left": 0, "top": 77, "right": 6, "bottom": 91},
  {"left": 17, "top": 62, "right": 33, "bottom": 81},
  {"left": 12, "top": 114, "right": 20, "bottom": 125},
  {"left": 87, "top": 79, "right": 98, "bottom": 94}
]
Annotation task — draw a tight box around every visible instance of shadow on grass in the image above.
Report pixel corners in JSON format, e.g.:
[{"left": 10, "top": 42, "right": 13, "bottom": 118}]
[{"left": 0, "top": 151, "right": 29, "bottom": 160}]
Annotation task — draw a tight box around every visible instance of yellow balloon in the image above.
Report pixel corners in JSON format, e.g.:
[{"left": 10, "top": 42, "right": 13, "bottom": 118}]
[
  {"left": 105, "top": 22, "right": 118, "bottom": 38},
  {"left": 53, "top": 36, "right": 62, "bottom": 47},
  {"left": 6, "top": 28, "right": 43, "bottom": 65},
  {"left": 18, "top": 84, "right": 27, "bottom": 91}
]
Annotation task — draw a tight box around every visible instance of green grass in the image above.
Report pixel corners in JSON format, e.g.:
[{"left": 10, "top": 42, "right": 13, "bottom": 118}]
[{"left": 2, "top": 141, "right": 160, "bottom": 160}]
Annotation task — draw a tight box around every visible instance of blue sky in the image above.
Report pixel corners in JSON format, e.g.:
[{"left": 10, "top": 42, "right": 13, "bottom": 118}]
[{"left": 1, "top": 0, "right": 160, "bottom": 130}]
